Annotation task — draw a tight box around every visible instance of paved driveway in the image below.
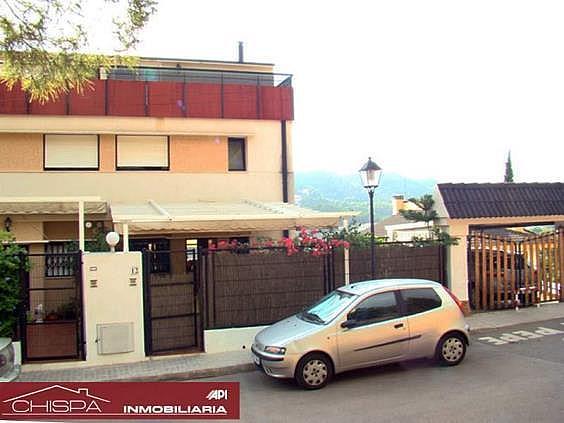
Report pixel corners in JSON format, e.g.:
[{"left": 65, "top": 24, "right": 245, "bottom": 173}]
[{"left": 198, "top": 318, "right": 564, "bottom": 423}]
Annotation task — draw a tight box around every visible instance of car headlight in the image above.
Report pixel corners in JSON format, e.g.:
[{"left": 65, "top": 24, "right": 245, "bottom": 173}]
[
  {"left": 0, "top": 343, "right": 15, "bottom": 377},
  {"left": 264, "top": 346, "right": 286, "bottom": 355}
]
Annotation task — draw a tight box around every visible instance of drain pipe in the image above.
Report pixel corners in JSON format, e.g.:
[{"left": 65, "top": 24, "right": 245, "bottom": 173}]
[
  {"left": 281, "top": 120, "right": 289, "bottom": 203},
  {"left": 281, "top": 120, "right": 289, "bottom": 238}
]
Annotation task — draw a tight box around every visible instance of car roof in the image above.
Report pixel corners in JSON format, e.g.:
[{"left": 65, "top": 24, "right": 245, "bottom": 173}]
[{"left": 338, "top": 278, "right": 443, "bottom": 296}]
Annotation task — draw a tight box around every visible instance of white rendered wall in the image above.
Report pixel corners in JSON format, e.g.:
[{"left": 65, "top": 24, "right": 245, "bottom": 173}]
[
  {"left": 204, "top": 326, "right": 267, "bottom": 354},
  {"left": 81, "top": 252, "right": 145, "bottom": 365}
]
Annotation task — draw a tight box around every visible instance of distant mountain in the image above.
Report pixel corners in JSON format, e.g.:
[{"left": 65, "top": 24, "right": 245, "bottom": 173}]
[{"left": 295, "top": 171, "right": 435, "bottom": 224}]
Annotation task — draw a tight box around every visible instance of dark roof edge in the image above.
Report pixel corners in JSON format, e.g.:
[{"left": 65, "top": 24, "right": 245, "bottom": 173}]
[
  {"left": 449, "top": 214, "right": 564, "bottom": 220},
  {"left": 438, "top": 182, "right": 564, "bottom": 188}
]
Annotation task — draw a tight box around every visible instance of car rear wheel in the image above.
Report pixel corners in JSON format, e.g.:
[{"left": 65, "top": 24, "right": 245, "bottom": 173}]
[
  {"left": 295, "top": 353, "right": 333, "bottom": 390},
  {"left": 436, "top": 333, "right": 466, "bottom": 366}
]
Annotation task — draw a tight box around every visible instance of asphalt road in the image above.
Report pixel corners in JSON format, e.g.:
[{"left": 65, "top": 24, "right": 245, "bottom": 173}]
[{"left": 200, "top": 318, "right": 564, "bottom": 423}]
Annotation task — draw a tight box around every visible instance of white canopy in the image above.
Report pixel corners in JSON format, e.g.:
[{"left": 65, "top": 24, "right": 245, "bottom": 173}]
[
  {"left": 0, "top": 196, "right": 107, "bottom": 215},
  {"left": 0, "top": 196, "right": 106, "bottom": 250},
  {"left": 111, "top": 200, "right": 357, "bottom": 234}
]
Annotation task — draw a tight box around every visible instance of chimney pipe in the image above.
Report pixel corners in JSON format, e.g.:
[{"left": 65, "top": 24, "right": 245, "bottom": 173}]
[{"left": 238, "top": 41, "right": 244, "bottom": 63}]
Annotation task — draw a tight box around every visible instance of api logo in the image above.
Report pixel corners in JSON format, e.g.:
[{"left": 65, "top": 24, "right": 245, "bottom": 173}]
[{"left": 206, "top": 389, "right": 228, "bottom": 400}]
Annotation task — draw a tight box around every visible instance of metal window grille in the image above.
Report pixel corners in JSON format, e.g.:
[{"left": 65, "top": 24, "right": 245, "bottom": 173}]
[{"left": 45, "top": 243, "right": 76, "bottom": 277}]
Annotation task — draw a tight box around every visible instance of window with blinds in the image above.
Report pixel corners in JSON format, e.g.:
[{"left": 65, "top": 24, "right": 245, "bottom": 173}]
[
  {"left": 44, "top": 134, "right": 99, "bottom": 170},
  {"left": 116, "top": 135, "right": 169, "bottom": 170}
]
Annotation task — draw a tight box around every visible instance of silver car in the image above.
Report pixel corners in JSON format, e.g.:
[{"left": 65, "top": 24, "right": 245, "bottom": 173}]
[
  {"left": 252, "top": 279, "right": 470, "bottom": 389},
  {"left": 0, "top": 338, "right": 20, "bottom": 382}
]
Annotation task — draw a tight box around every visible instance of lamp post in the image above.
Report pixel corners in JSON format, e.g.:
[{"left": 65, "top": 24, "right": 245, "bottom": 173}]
[{"left": 359, "top": 157, "right": 382, "bottom": 279}]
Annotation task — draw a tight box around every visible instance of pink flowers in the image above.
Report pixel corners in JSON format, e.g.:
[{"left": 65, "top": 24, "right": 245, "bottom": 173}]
[
  {"left": 279, "top": 227, "right": 350, "bottom": 256},
  {"left": 206, "top": 227, "right": 350, "bottom": 256}
]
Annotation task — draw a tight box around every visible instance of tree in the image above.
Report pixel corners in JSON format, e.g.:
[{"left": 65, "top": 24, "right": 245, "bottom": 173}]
[
  {"left": 66, "top": 226, "right": 110, "bottom": 252},
  {"left": 0, "top": 0, "right": 157, "bottom": 102},
  {"left": 400, "top": 194, "right": 458, "bottom": 245},
  {"left": 0, "top": 231, "right": 27, "bottom": 338},
  {"left": 399, "top": 194, "right": 438, "bottom": 238},
  {"left": 504, "top": 151, "right": 514, "bottom": 183}
]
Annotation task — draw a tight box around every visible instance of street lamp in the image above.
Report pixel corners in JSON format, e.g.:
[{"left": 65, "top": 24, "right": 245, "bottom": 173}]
[{"left": 359, "top": 157, "right": 382, "bottom": 279}]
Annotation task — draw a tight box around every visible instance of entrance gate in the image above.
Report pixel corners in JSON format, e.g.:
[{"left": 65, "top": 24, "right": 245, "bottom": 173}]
[
  {"left": 468, "top": 230, "right": 563, "bottom": 310},
  {"left": 142, "top": 249, "right": 203, "bottom": 355},
  {"left": 19, "top": 252, "right": 84, "bottom": 362}
]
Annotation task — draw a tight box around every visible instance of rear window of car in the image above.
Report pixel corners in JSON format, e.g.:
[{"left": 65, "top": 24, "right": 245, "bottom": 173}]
[{"left": 400, "top": 288, "right": 442, "bottom": 315}]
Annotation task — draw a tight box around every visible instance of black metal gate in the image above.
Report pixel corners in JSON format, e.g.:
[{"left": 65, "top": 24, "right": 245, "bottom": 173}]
[
  {"left": 142, "top": 249, "right": 203, "bottom": 355},
  {"left": 18, "top": 251, "right": 85, "bottom": 362}
]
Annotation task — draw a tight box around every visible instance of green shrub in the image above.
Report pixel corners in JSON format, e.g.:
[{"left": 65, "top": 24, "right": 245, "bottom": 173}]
[{"left": 0, "top": 231, "right": 28, "bottom": 338}]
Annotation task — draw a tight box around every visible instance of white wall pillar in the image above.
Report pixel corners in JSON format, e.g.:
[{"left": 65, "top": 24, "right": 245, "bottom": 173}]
[
  {"left": 123, "top": 223, "right": 129, "bottom": 252},
  {"left": 78, "top": 200, "right": 85, "bottom": 251},
  {"left": 446, "top": 220, "right": 470, "bottom": 301},
  {"left": 82, "top": 252, "right": 145, "bottom": 365},
  {"left": 343, "top": 218, "right": 350, "bottom": 285}
]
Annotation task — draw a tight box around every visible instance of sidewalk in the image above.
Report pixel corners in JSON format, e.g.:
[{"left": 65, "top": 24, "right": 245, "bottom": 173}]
[
  {"left": 468, "top": 301, "right": 564, "bottom": 331},
  {"left": 19, "top": 302, "right": 564, "bottom": 382}
]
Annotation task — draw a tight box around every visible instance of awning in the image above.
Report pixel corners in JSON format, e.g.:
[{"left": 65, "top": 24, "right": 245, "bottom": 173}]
[
  {"left": 0, "top": 197, "right": 107, "bottom": 215},
  {"left": 111, "top": 200, "right": 358, "bottom": 234},
  {"left": 0, "top": 196, "right": 107, "bottom": 251}
]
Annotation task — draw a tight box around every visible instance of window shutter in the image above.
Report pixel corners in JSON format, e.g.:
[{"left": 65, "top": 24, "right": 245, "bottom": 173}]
[
  {"left": 117, "top": 135, "right": 169, "bottom": 168},
  {"left": 44, "top": 134, "right": 98, "bottom": 169}
]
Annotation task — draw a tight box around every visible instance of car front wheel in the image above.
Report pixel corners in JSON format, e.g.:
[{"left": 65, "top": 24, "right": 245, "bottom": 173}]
[
  {"left": 435, "top": 333, "right": 467, "bottom": 366},
  {"left": 295, "top": 353, "right": 333, "bottom": 390}
]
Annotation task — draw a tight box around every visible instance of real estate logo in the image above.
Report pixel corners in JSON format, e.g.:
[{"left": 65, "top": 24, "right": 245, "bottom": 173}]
[
  {"left": 206, "top": 389, "right": 229, "bottom": 400},
  {"left": 0, "top": 382, "right": 239, "bottom": 420},
  {"left": 3, "top": 385, "right": 110, "bottom": 416}
]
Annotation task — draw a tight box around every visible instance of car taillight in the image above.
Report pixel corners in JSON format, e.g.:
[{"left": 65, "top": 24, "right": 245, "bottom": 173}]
[{"left": 444, "top": 287, "right": 467, "bottom": 315}]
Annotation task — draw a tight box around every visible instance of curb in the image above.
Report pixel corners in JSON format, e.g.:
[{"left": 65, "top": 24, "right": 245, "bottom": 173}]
[
  {"left": 468, "top": 315, "right": 564, "bottom": 333},
  {"left": 108, "top": 362, "right": 256, "bottom": 382}
]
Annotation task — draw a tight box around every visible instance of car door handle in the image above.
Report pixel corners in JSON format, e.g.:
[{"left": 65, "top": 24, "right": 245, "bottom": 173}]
[{"left": 394, "top": 323, "right": 404, "bottom": 329}]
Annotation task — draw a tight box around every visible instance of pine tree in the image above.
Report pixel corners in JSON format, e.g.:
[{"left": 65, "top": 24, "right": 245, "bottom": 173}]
[
  {"left": 504, "top": 151, "right": 514, "bottom": 183},
  {"left": 399, "top": 194, "right": 438, "bottom": 238},
  {"left": 399, "top": 194, "right": 458, "bottom": 245},
  {"left": 0, "top": 0, "right": 157, "bottom": 102}
]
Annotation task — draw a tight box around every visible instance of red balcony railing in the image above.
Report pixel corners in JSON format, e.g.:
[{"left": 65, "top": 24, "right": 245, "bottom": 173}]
[{"left": 0, "top": 67, "right": 294, "bottom": 121}]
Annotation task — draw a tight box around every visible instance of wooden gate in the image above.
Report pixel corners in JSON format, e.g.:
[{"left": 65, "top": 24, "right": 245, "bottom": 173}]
[{"left": 468, "top": 230, "right": 563, "bottom": 310}]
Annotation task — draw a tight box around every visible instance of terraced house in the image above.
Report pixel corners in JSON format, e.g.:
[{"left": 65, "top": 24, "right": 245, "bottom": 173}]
[
  {"left": 0, "top": 54, "right": 351, "bottom": 249},
  {"left": 0, "top": 53, "right": 348, "bottom": 362}
]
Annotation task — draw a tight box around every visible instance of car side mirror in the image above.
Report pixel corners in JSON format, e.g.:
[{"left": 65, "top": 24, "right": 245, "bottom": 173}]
[{"left": 341, "top": 319, "right": 355, "bottom": 329}]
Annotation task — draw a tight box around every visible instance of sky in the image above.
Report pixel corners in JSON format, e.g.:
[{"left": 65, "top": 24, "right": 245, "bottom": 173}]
[{"left": 125, "top": 0, "right": 564, "bottom": 183}]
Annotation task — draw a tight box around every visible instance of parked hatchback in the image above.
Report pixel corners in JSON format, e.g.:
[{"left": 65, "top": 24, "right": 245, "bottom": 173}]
[
  {"left": 252, "top": 279, "right": 469, "bottom": 389},
  {"left": 0, "top": 338, "right": 20, "bottom": 382}
]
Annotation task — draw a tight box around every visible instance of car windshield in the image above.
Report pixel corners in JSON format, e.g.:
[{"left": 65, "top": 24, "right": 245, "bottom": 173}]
[{"left": 298, "top": 290, "right": 357, "bottom": 325}]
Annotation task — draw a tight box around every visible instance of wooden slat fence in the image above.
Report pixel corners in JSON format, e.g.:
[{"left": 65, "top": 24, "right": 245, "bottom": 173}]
[{"left": 468, "top": 230, "right": 562, "bottom": 311}]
